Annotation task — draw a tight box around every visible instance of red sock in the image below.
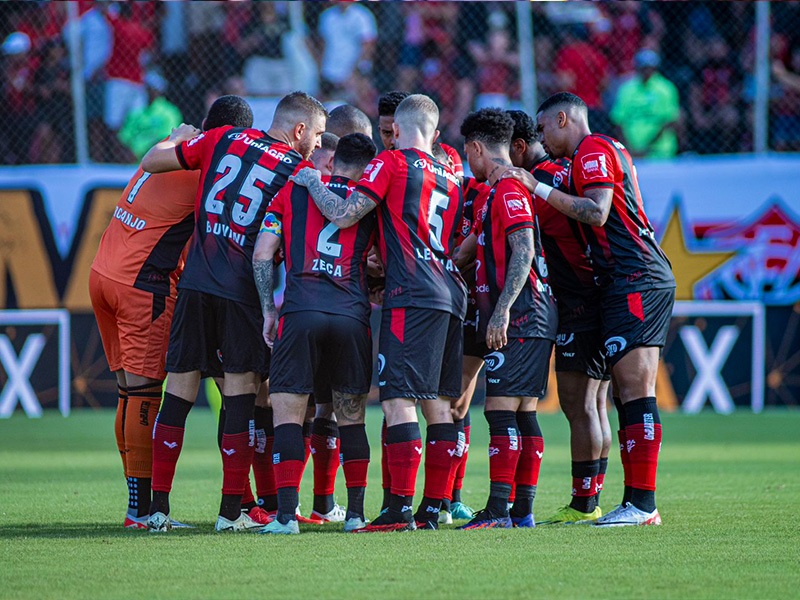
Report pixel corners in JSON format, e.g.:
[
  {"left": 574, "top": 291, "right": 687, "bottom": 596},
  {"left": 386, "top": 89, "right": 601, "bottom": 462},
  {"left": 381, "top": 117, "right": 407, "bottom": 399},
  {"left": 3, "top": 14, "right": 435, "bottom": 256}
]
[
  {"left": 340, "top": 424, "right": 370, "bottom": 488},
  {"left": 625, "top": 400, "right": 662, "bottom": 492},
  {"left": 221, "top": 432, "right": 254, "bottom": 495},
  {"left": 387, "top": 423, "right": 422, "bottom": 497},
  {"left": 273, "top": 423, "right": 306, "bottom": 491},
  {"left": 381, "top": 419, "right": 391, "bottom": 491},
  {"left": 487, "top": 411, "right": 520, "bottom": 486},
  {"left": 517, "top": 436, "right": 544, "bottom": 487},
  {"left": 253, "top": 435, "right": 276, "bottom": 499},
  {"left": 423, "top": 424, "right": 458, "bottom": 500},
  {"left": 311, "top": 419, "right": 340, "bottom": 496},
  {"left": 151, "top": 423, "right": 184, "bottom": 493}
]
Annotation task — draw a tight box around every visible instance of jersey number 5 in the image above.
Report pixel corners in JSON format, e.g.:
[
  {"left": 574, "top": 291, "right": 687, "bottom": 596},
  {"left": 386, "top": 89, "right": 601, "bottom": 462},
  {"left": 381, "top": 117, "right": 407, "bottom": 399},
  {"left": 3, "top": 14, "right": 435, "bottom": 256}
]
[
  {"left": 427, "top": 189, "right": 451, "bottom": 252},
  {"left": 204, "top": 155, "right": 276, "bottom": 227}
]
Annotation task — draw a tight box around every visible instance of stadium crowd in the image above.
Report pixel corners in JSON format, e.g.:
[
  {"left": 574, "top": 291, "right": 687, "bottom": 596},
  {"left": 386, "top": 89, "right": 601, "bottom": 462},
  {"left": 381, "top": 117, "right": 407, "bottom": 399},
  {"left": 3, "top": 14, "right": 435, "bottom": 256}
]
[{"left": 2, "top": 0, "right": 800, "bottom": 166}]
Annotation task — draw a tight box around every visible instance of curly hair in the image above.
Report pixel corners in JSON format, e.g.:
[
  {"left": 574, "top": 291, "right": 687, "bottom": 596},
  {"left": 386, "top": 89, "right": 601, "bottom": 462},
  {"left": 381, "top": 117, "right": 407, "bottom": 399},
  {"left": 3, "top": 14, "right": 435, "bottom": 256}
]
[
  {"left": 460, "top": 108, "right": 515, "bottom": 149},
  {"left": 378, "top": 91, "right": 411, "bottom": 117},
  {"left": 507, "top": 110, "right": 537, "bottom": 145}
]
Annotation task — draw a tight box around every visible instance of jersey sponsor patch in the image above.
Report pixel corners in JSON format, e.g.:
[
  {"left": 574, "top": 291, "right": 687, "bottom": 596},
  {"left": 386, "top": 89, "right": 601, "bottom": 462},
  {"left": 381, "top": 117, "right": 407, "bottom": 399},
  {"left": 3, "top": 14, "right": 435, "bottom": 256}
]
[
  {"left": 503, "top": 191, "right": 532, "bottom": 219},
  {"left": 580, "top": 152, "right": 609, "bottom": 179},
  {"left": 260, "top": 212, "right": 282, "bottom": 238},
  {"left": 186, "top": 133, "right": 205, "bottom": 147},
  {"left": 361, "top": 160, "right": 384, "bottom": 183}
]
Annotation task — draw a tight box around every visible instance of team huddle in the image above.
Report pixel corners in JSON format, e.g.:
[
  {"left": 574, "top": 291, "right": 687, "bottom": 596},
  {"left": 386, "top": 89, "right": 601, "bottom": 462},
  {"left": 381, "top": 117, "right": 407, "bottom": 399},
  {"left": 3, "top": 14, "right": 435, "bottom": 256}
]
[{"left": 90, "top": 87, "right": 675, "bottom": 534}]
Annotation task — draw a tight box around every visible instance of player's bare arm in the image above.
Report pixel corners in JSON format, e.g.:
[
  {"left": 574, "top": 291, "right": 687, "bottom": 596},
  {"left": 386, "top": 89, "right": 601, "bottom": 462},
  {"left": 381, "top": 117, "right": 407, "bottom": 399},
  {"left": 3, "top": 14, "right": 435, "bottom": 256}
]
[
  {"left": 290, "top": 167, "right": 376, "bottom": 228},
  {"left": 141, "top": 123, "right": 201, "bottom": 173},
  {"left": 454, "top": 232, "right": 477, "bottom": 271},
  {"left": 486, "top": 227, "right": 535, "bottom": 351},
  {"left": 502, "top": 168, "right": 613, "bottom": 227},
  {"left": 253, "top": 225, "right": 282, "bottom": 348}
]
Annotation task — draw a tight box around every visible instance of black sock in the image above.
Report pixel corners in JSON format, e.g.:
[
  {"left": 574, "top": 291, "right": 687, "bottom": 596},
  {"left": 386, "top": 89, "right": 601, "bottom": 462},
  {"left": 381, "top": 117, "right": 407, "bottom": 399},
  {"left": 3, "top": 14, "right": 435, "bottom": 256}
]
[
  {"left": 127, "top": 476, "right": 152, "bottom": 518},
  {"left": 217, "top": 407, "right": 226, "bottom": 451},
  {"left": 151, "top": 490, "right": 169, "bottom": 516},
  {"left": 382, "top": 488, "right": 392, "bottom": 511},
  {"left": 441, "top": 498, "right": 451, "bottom": 512},
  {"left": 254, "top": 406, "right": 273, "bottom": 434},
  {"left": 277, "top": 487, "right": 299, "bottom": 524},
  {"left": 389, "top": 493, "right": 414, "bottom": 522},
  {"left": 273, "top": 423, "right": 305, "bottom": 521},
  {"left": 415, "top": 497, "right": 441, "bottom": 523},
  {"left": 314, "top": 494, "right": 335, "bottom": 515},
  {"left": 487, "top": 482, "right": 512, "bottom": 517},
  {"left": 219, "top": 494, "right": 243, "bottom": 521},
  {"left": 258, "top": 495, "right": 278, "bottom": 511},
  {"left": 597, "top": 457, "right": 608, "bottom": 501},
  {"left": 570, "top": 459, "right": 600, "bottom": 513},
  {"left": 158, "top": 392, "right": 193, "bottom": 428},
  {"left": 510, "top": 485, "right": 536, "bottom": 518},
  {"left": 452, "top": 489, "right": 462, "bottom": 504},
  {"left": 339, "top": 424, "right": 369, "bottom": 520}
]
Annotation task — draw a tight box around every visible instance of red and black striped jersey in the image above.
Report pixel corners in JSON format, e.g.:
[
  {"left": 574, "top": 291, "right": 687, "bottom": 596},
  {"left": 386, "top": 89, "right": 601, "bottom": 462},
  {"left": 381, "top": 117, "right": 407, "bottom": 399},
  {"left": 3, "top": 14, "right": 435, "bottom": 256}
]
[
  {"left": 456, "top": 176, "right": 490, "bottom": 247},
  {"left": 175, "top": 126, "right": 311, "bottom": 306},
  {"left": 533, "top": 156, "right": 601, "bottom": 326},
  {"left": 355, "top": 148, "right": 467, "bottom": 318},
  {"left": 266, "top": 175, "right": 376, "bottom": 325},
  {"left": 570, "top": 134, "right": 674, "bottom": 293},
  {"left": 475, "top": 178, "right": 557, "bottom": 340}
]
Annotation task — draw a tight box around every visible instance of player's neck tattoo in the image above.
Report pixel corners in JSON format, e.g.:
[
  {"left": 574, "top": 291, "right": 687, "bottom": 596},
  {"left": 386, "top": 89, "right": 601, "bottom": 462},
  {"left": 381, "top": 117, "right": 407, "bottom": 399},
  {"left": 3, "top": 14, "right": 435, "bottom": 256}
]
[{"left": 488, "top": 157, "right": 512, "bottom": 186}]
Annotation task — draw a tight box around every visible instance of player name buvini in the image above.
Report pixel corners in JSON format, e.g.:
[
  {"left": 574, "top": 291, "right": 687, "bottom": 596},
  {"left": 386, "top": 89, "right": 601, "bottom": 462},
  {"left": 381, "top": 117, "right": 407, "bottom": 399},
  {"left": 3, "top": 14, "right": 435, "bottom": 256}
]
[{"left": 207, "top": 221, "right": 245, "bottom": 245}]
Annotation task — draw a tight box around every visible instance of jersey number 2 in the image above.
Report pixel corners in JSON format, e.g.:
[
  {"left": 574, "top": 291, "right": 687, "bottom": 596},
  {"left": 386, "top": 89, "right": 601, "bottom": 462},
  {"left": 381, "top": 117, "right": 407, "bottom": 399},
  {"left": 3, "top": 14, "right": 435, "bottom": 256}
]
[
  {"left": 204, "top": 155, "right": 276, "bottom": 227},
  {"left": 316, "top": 221, "right": 342, "bottom": 258}
]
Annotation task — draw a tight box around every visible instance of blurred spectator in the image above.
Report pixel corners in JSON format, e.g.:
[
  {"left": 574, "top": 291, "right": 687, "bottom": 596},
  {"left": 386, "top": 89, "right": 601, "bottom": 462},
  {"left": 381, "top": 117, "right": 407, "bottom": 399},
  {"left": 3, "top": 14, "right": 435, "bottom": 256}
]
[
  {"left": 31, "top": 39, "right": 73, "bottom": 163},
  {"left": 610, "top": 49, "right": 680, "bottom": 158},
  {"left": 396, "top": 1, "right": 458, "bottom": 93},
  {"left": 119, "top": 72, "right": 182, "bottom": 160},
  {"left": 469, "top": 10, "right": 519, "bottom": 110},
  {"left": 104, "top": 3, "right": 153, "bottom": 133},
  {"left": 239, "top": 3, "right": 293, "bottom": 96},
  {"left": 318, "top": 2, "right": 377, "bottom": 102},
  {"left": 771, "top": 47, "right": 800, "bottom": 151},
  {"left": 62, "top": 3, "right": 111, "bottom": 123},
  {"left": 688, "top": 36, "right": 743, "bottom": 154},
  {"left": 1, "top": 32, "right": 36, "bottom": 164},
  {"left": 554, "top": 25, "right": 610, "bottom": 132}
]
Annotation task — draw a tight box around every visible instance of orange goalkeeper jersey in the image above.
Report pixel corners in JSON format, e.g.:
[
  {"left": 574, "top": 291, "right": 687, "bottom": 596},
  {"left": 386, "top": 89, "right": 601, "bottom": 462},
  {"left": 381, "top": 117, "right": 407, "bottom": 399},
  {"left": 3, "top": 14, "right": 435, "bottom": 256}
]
[{"left": 91, "top": 165, "right": 199, "bottom": 298}]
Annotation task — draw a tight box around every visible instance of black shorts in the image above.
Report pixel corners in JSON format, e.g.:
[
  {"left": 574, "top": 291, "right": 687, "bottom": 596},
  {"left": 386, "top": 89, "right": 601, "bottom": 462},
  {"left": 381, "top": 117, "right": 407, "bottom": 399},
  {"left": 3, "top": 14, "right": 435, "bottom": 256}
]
[
  {"left": 485, "top": 337, "right": 552, "bottom": 398},
  {"left": 270, "top": 311, "right": 372, "bottom": 396},
  {"left": 554, "top": 329, "right": 610, "bottom": 381},
  {"left": 463, "top": 321, "right": 488, "bottom": 359},
  {"left": 601, "top": 287, "right": 675, "bottom": 366},
  {"left": 166, "top": 289, "right": 269, "bottom": 377},
  {"left": 378, "top": 307, "right": 463, "bottom": 401}
]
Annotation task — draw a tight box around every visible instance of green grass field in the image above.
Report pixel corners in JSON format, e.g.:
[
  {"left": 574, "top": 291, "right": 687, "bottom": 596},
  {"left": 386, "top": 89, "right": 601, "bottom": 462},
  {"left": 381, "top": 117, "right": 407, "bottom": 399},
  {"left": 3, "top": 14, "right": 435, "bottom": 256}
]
[{"left": 1, "top": 408, "right": 799, "bottom": 600}]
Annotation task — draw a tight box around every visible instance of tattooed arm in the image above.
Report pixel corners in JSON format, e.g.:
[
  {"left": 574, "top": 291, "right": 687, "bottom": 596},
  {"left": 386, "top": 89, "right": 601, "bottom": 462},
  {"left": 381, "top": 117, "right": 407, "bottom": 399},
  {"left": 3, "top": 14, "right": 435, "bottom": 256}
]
[
  {"left": 486, "top": 227, "right": 535, "bottom": 351},
  {"left": 501, "top": 168, "right": 613, "bottom": 226},
  {"left": 253, "top": 227, "right": 282, "bottom": 348},
  {"left": 290, "top": 167, "right": 377, "bottom": 228}
]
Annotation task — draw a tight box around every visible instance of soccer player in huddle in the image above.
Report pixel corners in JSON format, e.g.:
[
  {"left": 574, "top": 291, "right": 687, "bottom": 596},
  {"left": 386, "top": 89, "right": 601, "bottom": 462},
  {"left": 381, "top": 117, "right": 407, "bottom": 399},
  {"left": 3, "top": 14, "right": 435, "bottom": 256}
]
[
  {"left": 504, "top": 92, "right": 675, "bottom": 527},
  {"left": 327, "top": 103, "right": 374, "bottom": 139},
  {"left": 507, "top": 109, "right": 613, "bottom": 524},
  {"left": 457, "top": 109, "right": 556, "bottom": 529},
  {"left": 310, "top": 132, "right": 340, "bottom": 176},
  {"left": 252, "top": 133, "right": 378, "bottom": 534},
  {"left": 89, "top": 95, "right": 254, "bottom": 530},
  {"left": 139, "top": 91, "right": 327, "bottom": 532},
  {"left": 293, "top": 94, "right": 467, "bottom": 531}
]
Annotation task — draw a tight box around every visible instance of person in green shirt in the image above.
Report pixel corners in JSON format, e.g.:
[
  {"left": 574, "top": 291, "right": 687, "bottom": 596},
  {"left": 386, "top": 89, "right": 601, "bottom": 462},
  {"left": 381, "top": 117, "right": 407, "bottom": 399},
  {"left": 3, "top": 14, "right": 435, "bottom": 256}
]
[
  {"left": 119, "top": 73, "right": 182, "bottom": 159},
  {"left": 610, "top": 49, "right": 680, "bottom": 159}
]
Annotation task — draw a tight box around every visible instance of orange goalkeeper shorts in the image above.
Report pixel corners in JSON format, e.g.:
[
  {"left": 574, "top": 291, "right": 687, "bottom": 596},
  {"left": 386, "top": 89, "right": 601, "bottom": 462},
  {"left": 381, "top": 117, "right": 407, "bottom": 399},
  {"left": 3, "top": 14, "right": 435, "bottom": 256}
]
[{"left": 89, "top": 269, "right": 175, "bottom": 381}]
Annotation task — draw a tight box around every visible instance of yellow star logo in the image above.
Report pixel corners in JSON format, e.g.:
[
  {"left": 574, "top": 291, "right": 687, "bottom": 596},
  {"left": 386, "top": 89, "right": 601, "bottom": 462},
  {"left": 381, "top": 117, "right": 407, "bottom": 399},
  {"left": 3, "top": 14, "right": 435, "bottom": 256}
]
[{"left": 659, "top": 206, "right": 736, "bottom": 300}]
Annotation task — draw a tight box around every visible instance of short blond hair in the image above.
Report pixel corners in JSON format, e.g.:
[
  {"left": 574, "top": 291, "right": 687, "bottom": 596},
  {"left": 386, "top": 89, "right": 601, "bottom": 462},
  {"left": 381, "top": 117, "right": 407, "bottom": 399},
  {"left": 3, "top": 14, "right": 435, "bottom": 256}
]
[{"left": 394, "top": 94, "right": 439, "bottom": 138}]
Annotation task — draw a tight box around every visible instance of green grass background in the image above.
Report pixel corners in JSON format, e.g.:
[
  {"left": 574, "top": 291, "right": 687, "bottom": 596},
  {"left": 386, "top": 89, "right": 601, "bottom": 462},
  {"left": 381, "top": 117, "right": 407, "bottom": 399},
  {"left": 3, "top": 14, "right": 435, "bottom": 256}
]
[{"left": 1, "top": 409, "right": 799, "bottom": 600}]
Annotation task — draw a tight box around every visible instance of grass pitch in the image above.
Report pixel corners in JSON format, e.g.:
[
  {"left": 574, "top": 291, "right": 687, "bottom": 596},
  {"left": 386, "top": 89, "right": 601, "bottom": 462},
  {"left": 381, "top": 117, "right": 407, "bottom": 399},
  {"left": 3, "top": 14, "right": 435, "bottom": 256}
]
[{"left": 1, "top": 408, "right": 798, "bottom": 600}]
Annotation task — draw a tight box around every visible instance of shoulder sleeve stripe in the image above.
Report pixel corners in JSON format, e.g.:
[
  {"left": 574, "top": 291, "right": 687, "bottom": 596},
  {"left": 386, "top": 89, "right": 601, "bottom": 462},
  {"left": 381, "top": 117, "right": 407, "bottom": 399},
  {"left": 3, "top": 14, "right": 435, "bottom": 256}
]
[
  {"left": 582, "top": 182, "right": 615, "bottom": 190},
  {"left": 354, "top": 185, "right": 381, "bottom": 204},
  {"left": 506, "top": 222, "right": 535, "bottom": 236},
  {"left": 175, "top": 145, "right": 190, "bottom": 170}
]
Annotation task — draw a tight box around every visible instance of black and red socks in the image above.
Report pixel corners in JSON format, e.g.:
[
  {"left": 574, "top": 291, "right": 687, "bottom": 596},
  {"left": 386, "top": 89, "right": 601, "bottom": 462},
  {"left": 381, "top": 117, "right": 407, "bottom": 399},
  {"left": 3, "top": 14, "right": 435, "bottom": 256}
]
[
  {"left": 485, "top": 411, "right": 520, "bottom": 517},
  {"left": 272, "top": 423, "right": 306, "bottom": 524},
  {"left": 569, "top": 459, "right": 600, "bottom": 513},
  {"left": 339, "top": 423, "right": 369, "bottom": 521},
  {"left": 596, "top": 456, "right": 608, "bottom": 501},
  {"left": 624, "top": 397, "right": 662, "bottom": 513},
  {"left": 219, "top": 394, "right": 256, "bottom": 521},
  {"left": 311, "top": 417, "right": 340, "bottom": 515},
  {"left": 253, "top": 406, "right": 277, "bottom": 511},
  {"left": 614, "top": 396, "right": 633, "bottom": 505},
  {"left": 386, "top": 422, "right": 422, "bottom": 523},
  {"left": 150, "top": 392, "right": 193, "bottom": 516},
  {"left": 416, "top": 423, "right": 457, "bottom": 525}
]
